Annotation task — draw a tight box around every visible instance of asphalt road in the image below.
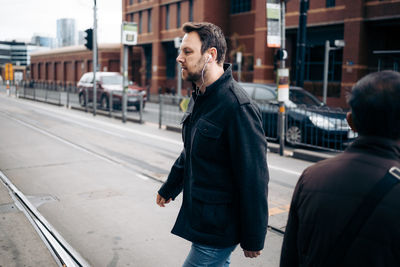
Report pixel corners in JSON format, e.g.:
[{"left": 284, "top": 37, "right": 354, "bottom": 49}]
[{"left": 0, "top": 92, "right": 313, "bottom": 266}]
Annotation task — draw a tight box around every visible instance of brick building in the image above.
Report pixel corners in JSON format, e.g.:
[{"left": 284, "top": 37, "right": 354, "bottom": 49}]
[
  {"left": 124, "top": 0, "right": 400, "bottom": 107},
  {"left": 30, "top": 44, "right": 122, "bottom": 85}
]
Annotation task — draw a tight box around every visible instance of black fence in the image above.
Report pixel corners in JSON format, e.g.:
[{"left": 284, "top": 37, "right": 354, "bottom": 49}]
[{"left": 257, "top": 102, "right": 356, "bottom": 152}]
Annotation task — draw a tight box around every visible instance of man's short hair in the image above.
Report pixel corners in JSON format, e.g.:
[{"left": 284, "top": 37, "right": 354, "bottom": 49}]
[
  {"left": 182, "top": 22, "right": 227, "bottom": 65},
  {"left": 348, "top": 70, "right": 400, "bottom": 140}
]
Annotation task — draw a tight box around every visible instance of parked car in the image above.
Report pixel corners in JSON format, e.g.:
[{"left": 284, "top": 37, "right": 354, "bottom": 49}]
[
  {"left": 77, "top": 72, "right": 147, "bottom": 110},
  {"left": 239, "top": 82, "right": 356, "bottom": 150}
]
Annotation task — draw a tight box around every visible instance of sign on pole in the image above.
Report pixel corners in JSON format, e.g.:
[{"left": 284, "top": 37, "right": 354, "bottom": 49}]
[
  {"left": 277, "top": 68, "right": 289, "bottom": 102},
  {"left": 121, "top": 22, "right": 138, "bottom": 46},
  {"left": 266, "top": 0, "right": 281, "bottom": 48}
]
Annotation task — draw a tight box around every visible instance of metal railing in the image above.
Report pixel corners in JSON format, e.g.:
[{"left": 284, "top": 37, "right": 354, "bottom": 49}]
[
  {"left": 9, "top": 80, "right": 145, "bottom": 123},
  {"left": 257, "top": 102, "right": 355, "bottom": 152},
  {"left": 158, "top": 94, "right": 188, "bottom": 130}
]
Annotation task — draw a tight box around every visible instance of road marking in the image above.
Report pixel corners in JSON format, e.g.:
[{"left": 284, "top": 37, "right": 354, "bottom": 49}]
[
  {"left": 269, "top": 204, "right": 291, "bottom": 216},
  {"left": 269, "top": 165, "right": 302, "bottom": 176},
  {"left": 136, "top": 173, "right": 149, "bottom": 180}
]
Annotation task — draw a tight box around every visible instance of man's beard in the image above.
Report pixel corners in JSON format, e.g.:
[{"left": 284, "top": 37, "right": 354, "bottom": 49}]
[
  {"left": 183, "top": 58, "right": 206, "bottom": 83},
  {"left": 185, "top": 70, "right": 202, "bottom": 83}
]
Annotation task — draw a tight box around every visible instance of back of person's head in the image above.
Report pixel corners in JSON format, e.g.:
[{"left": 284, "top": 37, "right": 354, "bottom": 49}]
[
  {"left": 348, "top": 70, "right": 400, "bottom": 140},
  {"left": 182, "top": 22, "right": 227, "bottom": 65}
]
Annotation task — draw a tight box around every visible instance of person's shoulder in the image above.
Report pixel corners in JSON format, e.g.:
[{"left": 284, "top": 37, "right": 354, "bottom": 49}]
[{"left": 225, "top": 79, "right": 251, "bottom": 106}]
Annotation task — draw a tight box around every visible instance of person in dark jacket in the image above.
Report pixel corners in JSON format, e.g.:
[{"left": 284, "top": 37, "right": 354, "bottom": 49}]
[
  {"left": 156, "top": 22, "right": 269, "bottom": 266},
  {"left": 280, "top": 70, "right": 400, "bottom": 267}
]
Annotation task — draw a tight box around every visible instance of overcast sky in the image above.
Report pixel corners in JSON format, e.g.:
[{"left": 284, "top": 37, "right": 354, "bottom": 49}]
[{"left": 0, "top": 0, "right": 122, "bottom": 43}]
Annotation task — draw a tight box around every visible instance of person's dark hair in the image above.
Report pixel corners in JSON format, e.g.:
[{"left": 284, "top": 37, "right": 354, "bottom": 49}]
[
  {"left": 182, "top": 22, "right": 227, "bottom": 64},
  {"left": 348, "top": 70, "right": 400, "bottom": 140}
]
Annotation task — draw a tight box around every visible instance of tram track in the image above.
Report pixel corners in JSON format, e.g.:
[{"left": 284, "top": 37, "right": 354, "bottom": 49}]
[{"left": 0, "top": 170, "right": 90, "bottom": 267}]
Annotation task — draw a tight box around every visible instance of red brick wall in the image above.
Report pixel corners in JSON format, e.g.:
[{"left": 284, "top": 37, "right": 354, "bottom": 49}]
[{"left": 30, "top": 45, "right": 121, "bottom": 85}]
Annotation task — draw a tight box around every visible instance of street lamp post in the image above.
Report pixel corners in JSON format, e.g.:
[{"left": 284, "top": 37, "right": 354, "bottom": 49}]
[{"left": 323, "top": 39, "right": 345, "bottom": 104}]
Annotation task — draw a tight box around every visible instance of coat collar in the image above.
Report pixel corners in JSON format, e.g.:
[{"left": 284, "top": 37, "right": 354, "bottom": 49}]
[
  {"left": 192, "top": 63, "right": 232, "bottom": 98},
  {"left": 347, "top": 136, "right": 400, "bottom": 160}
]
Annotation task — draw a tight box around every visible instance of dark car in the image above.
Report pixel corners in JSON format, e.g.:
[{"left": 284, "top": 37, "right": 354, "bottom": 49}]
[
  {"left": 239, "top": 82, "right": 356, "bottom": 150},
  {"left": 77, "top": 72, "right": 147, "bottom": 110}
]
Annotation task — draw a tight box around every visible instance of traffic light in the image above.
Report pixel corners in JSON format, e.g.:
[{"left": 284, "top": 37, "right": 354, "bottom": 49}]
[{"left": 84, "top": 28, "right": 93, "bottom": 50}]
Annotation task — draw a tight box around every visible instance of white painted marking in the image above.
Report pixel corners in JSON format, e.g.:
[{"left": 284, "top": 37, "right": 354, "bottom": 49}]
[
  {"left": 136, "top": 174, "right": 149, "bottom": 181},
  {"left": 268, "top": 165, "right": 302, "bottom": 176}
]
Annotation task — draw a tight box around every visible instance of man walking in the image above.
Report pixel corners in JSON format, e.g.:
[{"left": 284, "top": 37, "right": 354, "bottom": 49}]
[
  {"left": 156, "top": 22, "right": 269, "bottom": 266},
  {"left": 280, "top": 70, "right": 400, "bottom": 267}
]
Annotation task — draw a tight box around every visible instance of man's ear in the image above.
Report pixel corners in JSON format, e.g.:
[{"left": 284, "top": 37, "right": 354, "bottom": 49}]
[{"left": 346, "top": 112, "right": 357, "bottom": 132}]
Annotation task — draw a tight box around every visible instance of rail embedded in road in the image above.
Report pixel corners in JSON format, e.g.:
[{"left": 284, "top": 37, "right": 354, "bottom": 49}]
[{"left": 0, "top": 170, "right": 90, "bottom": 267}]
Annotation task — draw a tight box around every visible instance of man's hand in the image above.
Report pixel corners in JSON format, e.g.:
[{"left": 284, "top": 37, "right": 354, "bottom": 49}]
[
  {"left": 156, "top": 193, "right": 171, "bottom": 207},
  {"left": 243, "top": 250, "right": 262, "bottom": 258}
]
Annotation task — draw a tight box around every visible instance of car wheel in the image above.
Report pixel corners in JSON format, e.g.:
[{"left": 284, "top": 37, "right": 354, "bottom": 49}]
[
  {"left": 79, "top": 93, "right": 86, "bottom": 107},
  {"left": 286, "top": 125, "right": 302, "bottom": 144},
  {"left": 101, "top": 95, "right": 109, "bottom": 109}
]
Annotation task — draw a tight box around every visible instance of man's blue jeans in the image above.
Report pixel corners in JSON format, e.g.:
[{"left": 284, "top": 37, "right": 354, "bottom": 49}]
[{"left": 182, "top": 243, "right": 237, "bottom": 267}]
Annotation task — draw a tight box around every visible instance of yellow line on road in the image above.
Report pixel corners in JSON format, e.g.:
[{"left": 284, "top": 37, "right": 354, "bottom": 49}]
[{"left": 269, "top": 204, "right": 290, "bottom": 216}]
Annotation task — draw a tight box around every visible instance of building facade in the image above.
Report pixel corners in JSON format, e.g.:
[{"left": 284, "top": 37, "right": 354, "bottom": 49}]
[
  {"left": 30, "top": 44, "right": 122, "bottom": 85},
  {"left": 123, "top": 0, "right": 400, "bottom": 107},
  {"left": 0, "top": 41, "right": 47, "bottom": 82}
]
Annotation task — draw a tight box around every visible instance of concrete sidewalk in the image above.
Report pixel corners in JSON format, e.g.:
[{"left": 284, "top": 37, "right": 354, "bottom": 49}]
[{"left": 0, "top": 178, "right": 57, "bottom": 266}]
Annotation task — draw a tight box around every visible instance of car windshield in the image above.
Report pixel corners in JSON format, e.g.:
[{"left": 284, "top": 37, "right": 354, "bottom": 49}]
[
  {"left": 289, "top": 90, "right": 322, "bottom": 106},
  {"left": 101, "top": 75, "right": 123, "bottom": 85}
]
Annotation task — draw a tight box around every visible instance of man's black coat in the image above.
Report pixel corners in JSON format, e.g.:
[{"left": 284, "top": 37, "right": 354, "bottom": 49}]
[{"left": 159, "top": 64, "right": 269, "bottom": 251}]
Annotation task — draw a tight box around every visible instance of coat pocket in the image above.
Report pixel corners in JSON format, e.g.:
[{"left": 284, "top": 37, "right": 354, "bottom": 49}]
[
  {"left": 190, "top": 187, "right": 233, "bottom": 236},
  {"left": 193, "top": 119, "right": 223, "bottom": 159},
  {"left": 196, "top": 118, "right": 222, "bottom": 139}
]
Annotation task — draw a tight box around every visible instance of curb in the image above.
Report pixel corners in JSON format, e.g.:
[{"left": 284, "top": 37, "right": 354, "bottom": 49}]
[{"left": 268, "top": 143, "right": 337, "bottom": 162}]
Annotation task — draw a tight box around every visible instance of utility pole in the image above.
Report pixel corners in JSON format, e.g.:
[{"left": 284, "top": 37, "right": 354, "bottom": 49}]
[
  {"left": 121, "top": 22, "right": 138, "bottom": 123},
  {"left": 276, "top": 0, "right": 289, "bottom": 156},
  {"left": 93, "top": 0, "right": 98, "bottom": 116},
  {"left": 295, "top": 0, "right": 309, "bottom": 88},
  {"left": 267, "top": 0, "right": 288, "bottom": 156}
]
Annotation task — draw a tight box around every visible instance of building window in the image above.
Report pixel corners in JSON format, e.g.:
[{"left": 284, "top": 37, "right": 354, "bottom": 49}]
[
  {"left": 165, "top": 42, "right": 176, "bottom": 78},
  {"left": 166, "top": 4, "right": 170, "bottom": 30},
  {"left": 129, "top": 0, "right": 133, "bottom": 5},
  {"left": 189, "top": 0, "right": 193, "bottom": 21},
  {"left": 304, "top": 44, "right": 342, "bottom": 82},
  {"left": 230, "top": 0, "right": 251, "bottom": 14},
  {"left": 139, "top": 11, "right": 142, "bottom": 33},
  {"left": 148, "top": 9, "right": 152, "bottom": 33},
  {"left": 130, "top": 13, "right": 134, "bottom": 22},
  {"left": 177, "top": 2, "right": 181, "bottom": 28},
  {"left": 326, "top": 0, "right": 335, "bottom": 7}
]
